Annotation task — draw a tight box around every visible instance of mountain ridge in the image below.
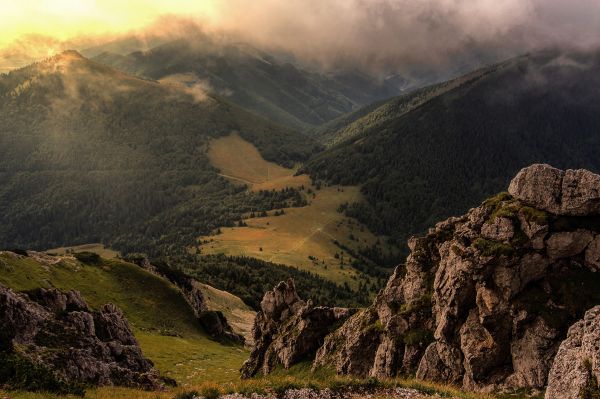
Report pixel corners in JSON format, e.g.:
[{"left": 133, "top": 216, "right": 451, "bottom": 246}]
[
  {"left": 302, "top": 49, "right": 600, "bottom": 253},
  {"left": 0, "top": 50, "right": 318, "bottom": 255},
  {"left": 91, "top": 39, "right": 413, "bottom": 131}
]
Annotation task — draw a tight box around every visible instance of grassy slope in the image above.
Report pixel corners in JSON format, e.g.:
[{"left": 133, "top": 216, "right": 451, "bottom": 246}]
[
  {"left": 313, "top": 60, "right": 501, "bottom": 147},
  {"left": 45, "top": 244, "right": 120, "bottom": 259},
  {"left": 0, "top": 252, "right": 248, "bottom": 385},
  {"left": 202, "top": 134, "right": 399, "bottom": 288},
  {"left": 198, "top": 282, "right": 256, "bottom": 345}
]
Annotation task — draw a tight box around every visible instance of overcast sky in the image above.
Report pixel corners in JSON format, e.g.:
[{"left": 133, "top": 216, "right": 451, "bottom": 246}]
[{"left": 1, "top": 0, "right": 599, "bottom": 73}]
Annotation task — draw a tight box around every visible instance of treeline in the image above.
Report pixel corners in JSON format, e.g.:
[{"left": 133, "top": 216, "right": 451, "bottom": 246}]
[{"left": 156, "top": 254, "right": 371, "bottom": 310}]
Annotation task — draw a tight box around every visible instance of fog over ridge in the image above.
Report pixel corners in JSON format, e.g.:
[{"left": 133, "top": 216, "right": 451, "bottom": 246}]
[{"left": 1, "top": 0, "right": 600, "bottom": 75}]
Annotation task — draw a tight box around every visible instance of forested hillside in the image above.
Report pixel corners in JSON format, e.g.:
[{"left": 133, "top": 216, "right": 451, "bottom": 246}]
[
  {"left": 302, "top": 50, "right": 600, "bottom": 252},
  {"left": 92, "top": 39, "right": 409, "bottom": 130},
  {"left": 156, "top": 254, "right": 371, "bottom": 310},
  {"left": 0, "top": 51, "right": 318, "bottom": 255}
]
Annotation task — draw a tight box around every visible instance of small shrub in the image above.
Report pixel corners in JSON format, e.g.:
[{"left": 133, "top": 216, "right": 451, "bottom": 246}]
[
  {"left": 482, "top": 192, "right": 512, "bottom": 208},
  {"left": 519, "top": 206, "right": 548, "bottom": 225},
  {"left": 364, "top": 320, "right": 384, "bottom": 334},
  {"left": 399, "top": 294, "right": 432, "bottom": 316}
]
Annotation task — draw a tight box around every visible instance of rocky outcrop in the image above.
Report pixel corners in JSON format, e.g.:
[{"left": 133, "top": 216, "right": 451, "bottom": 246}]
[
  {"left": 245, "top": 164, "right": 600, "bottom": 394},
  {"left": 241, "top": 279, "right": 355, "bottom": 378},
  {"left": 0, "top": 283, "right": 162, "bottom": 391},
  {"left": 508, "top": 163, "right": 600, "bottom": 216},
  {"left": 545, "top": 306, "right": 600, "bottom": 399}
]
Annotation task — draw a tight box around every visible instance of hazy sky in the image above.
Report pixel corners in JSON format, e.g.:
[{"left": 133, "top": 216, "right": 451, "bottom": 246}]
[
  {"left": 0, "top": 0, "right": 217, "bottom": 47},
  {"left": 1, "top": 0, "right": 599, "bottom": 73}
]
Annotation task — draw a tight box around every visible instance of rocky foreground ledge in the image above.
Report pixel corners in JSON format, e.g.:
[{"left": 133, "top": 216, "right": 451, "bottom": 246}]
[
  {"left": 0, "top": 282, "right": 162, "bottom": 393},
  {"left": 243, "top": 164, "right": 600, "bottom": 398}
]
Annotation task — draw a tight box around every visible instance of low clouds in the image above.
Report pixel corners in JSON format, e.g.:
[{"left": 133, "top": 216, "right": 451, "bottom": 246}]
[
  {"left": 2, "top": 0, "right": 600, "bottom": 75},
  {"left": 202, "top": 0, "right": 600, "bottom": 73}
]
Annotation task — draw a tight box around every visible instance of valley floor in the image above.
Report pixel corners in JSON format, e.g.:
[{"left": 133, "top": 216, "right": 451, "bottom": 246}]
[{"left": 201, "top": 133, "right": 399, "bottom": 289}]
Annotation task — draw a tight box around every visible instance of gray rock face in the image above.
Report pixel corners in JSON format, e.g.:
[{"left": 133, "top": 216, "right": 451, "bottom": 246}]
[
  {"left": 546, "top": 230, "right": 594, "bottom": 259},
  {"left": 313, "top": 308, "right": 381, "bottom": 377},
  {"left": 481, "top": 217, "right": 514, "bottom": 242},
  {"left": 241, "top": 279, "right": 355, "bottom": 378},
  {"left": 546, "top": 306, "right": 600, "bottom": 399},
  {"left": 185, "top": 281, "right": 244, "bottom": 344},
  {"left": 244, "top": 165, "right": 600, "bottom": 394},
  {"left": 509, "top": 164, "right": 600, "bottom": 215},
  {"left": 0, "top": 283, "right": 161, "bottom": 389},
  {"left": 585, "top": 235, "right": 600, "bottom": 272}
]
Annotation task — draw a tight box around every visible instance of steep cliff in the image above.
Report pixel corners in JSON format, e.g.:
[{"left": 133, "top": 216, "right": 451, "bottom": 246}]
[{"left": 245, "top": 164, "right": 600, "bottom": 394}]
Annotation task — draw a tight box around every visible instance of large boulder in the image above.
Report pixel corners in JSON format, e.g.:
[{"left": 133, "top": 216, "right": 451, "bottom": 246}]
[
  {"left": 546, "top": 306, "right": 600, "bottom": 399},
  {"left": 509, "top": 164, "right": 600, "bottom": 216},
  {"left": 0, "top": 284, "right": 161, "bottom": 391},
  {"left": 546, "top": 230, "right": 594, "bottom": 259}
]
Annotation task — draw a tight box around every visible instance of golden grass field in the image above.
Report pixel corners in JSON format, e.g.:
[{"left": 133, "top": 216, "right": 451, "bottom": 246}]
[
  {"left": 208, "top": 132, "right": 311, "bottom": 191},
  {"left": 202, "top": 134, "right": 398, "bottom": 288}
]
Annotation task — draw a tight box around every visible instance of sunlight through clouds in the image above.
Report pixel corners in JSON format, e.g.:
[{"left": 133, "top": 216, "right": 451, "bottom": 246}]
[{"left": 0, "top": 0, "right": 218, "bottom": 47}]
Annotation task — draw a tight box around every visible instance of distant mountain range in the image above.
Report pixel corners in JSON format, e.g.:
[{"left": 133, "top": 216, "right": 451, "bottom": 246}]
[
  {"left": 303, "top": 50, "right": 600, "bottom": 250},
  {"left": 91, "top": 38, "right": 417, "bottom": 130},
  {"left": 4, "top": 47, "right": 600, "bottom": 268}
]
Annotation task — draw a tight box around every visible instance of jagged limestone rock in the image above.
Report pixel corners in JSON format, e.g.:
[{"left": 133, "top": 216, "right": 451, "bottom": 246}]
[
  {"left": 546, "top": 306, "right": 600, "bottom": 399},
  {"left": 244, "top": 165, "right": 600, "bottom": 393},
  {"left": 0, "top": 283, "right": 161, "bottom": 389},
  {"left": 546, "top": 230, "right": 594, "bottom": 260},
  {"left": 241, "top": 279, "right": 355, "bottom": 378},
  {"left": 313, "top": 308, "right": 381, "bottom": 376}
]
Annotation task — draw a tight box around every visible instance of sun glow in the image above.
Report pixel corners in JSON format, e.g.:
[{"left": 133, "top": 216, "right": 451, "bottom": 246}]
[{"left": 0, "top": 0, "right": 219, "bottom": 47}]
